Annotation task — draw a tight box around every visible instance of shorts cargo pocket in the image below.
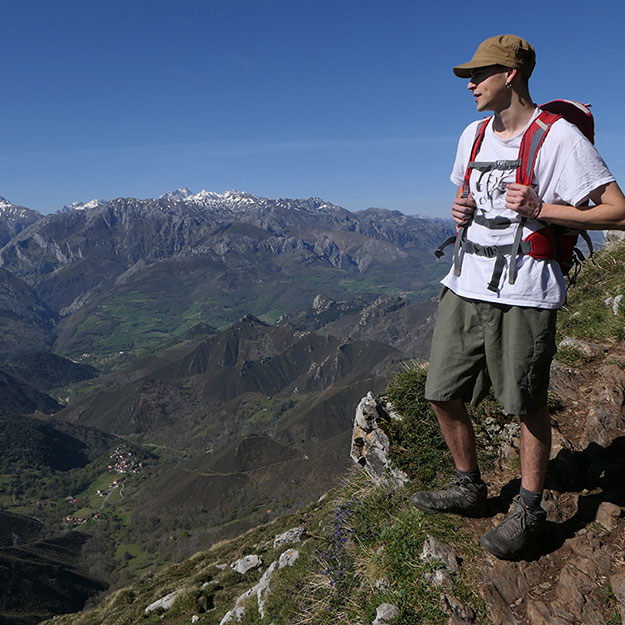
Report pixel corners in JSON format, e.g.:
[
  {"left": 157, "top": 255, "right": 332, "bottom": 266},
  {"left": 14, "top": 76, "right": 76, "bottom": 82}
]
[{"left": 525, "top": 331, "right": 557, "bottom": 395}]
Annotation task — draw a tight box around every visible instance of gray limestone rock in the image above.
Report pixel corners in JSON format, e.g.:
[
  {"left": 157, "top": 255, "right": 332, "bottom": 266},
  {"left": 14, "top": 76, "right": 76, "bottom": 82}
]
[
  {"left": 605, "top": 230, "right": 625, "bottom": 243},
  {"left": 372, "top": 602, "right": 399, "bottom": 624},
  {"left": 230, "top": 555, "right": 262, "bottom": 574},
  {"left": 144, "top": 589, "right": 183, "bottom": 614},
  {"left": 219, "top": 606, "right": 246, "bottom": 625},
  {"left": 257, "top": 561, "right": 278, "bottom": 619},
  {"left": 278, "top": 548, "right": 300, "bottom": 568},
  {"left": 439, "top": 593, "right": 476, "bottom": 623},
  {"left": 351, "top": 392, "right": 409, "bottom": 487},
  {"left": 558, "top": 336, "right": 606, "bottom": 357},
  {"left": 605, "top": 294, "right": 625, "bottom": 315},
  {"left": 420, "top": 535, "right": 460, "bottom": 574},
  {"left": 273, "top": 527, "right": 305, "bottom": 549},
  {"left": 424, "top": 569, "right": 450, "bottom": 588}
]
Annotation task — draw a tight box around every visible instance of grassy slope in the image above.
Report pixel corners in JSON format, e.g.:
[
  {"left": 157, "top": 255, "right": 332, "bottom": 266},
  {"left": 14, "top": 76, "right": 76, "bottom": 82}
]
[
  {"left": 556, "top": 240, "right": 625, "bottom": 364},
  {"left": 41, "top": 472, "right": 487, "bottom": 625},
  {"left": 40, "top": 365, "right": 495, "bottom": 625}
]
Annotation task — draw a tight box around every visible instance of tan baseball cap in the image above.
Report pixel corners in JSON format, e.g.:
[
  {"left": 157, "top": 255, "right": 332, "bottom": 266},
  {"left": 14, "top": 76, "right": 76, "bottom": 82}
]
[{"left": 453, "top": 34, "right": 536, "bottom": 78}]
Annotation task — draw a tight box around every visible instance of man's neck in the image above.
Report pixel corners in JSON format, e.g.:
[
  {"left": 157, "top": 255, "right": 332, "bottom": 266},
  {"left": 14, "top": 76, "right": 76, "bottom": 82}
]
[{"left": 492, "top": 96, "right": 536, "bottom": 139}]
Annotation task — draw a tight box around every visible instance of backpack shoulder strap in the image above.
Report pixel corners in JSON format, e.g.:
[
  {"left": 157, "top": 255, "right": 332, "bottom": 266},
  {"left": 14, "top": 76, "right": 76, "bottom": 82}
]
[
  {"left": 462, "top": 117, "right": 491, "bottom": 198},
  {"left": 517, "top": 110, "right": 561, "bottom": 185}
]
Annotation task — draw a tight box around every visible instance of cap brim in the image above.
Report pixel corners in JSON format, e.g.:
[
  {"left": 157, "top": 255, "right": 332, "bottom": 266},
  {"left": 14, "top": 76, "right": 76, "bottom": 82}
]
[{"left": 453, "top": 60, "right": 499, "bottom": 78}]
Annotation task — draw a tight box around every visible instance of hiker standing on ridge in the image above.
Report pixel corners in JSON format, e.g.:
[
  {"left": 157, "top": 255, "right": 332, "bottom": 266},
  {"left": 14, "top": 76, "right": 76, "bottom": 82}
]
[{"left": 411, "top": 34, "right": 625, "bottom": 560}]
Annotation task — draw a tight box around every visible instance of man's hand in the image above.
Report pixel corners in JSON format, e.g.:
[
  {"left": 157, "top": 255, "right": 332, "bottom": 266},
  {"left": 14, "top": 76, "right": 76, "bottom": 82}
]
[
  {"left": 452, "top": 193, "right": 476, "bottom": 226},
  {"left": 505, "top": 183, "right": 542, "bottom": 218}
]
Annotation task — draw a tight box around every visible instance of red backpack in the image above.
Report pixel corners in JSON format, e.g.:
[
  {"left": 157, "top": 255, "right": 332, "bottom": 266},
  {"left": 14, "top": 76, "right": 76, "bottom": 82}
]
[{"left": 436, "top": 100, "right": 595, "bottom": 291}]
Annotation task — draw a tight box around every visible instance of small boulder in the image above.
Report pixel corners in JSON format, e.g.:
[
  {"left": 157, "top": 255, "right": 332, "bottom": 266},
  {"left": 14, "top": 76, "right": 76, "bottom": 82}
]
[
  {"left": 273, "top": 527, "right": 305, "bottom": 549},
  {"left": 372, "top": 602, "right": 399, "bottom": 624},
  {"left": 605, "top": 231, "right": 625, "bottom": 243},
  {"left": 595, "top": 501, "right": 622, "bottom": 531},
  {"left": 145, "top": 589, "right": 183, "bottom": 614},
  {"left": 439, "top": 593, "right": 476, "bottom": 623},
  {"left": 558, "top": 337, "right": 605, "bottom": 358},
  {"left": 420, "top": 535, "right": 460, "bottom": 574},
  {"left": 278, "top": 548, "right": 300, "bottom": 568},
  {"left": 231, "top": 555, "right": 262, "bottom": 574},
  {"left": 424, "top": 569, "right": 450, "bottom": 588}
]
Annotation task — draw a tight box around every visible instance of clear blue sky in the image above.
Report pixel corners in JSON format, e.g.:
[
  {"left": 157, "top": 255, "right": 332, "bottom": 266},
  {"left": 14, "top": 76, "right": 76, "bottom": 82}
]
[{"left": 2, "top": 0, "right": 624, "bottom": 216}]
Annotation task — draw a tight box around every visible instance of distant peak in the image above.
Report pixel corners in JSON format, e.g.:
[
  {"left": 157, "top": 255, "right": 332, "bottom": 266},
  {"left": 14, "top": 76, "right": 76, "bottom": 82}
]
[
  {"left": 160, "top": 188, "right": 260, "bottom": 205},
  {"left": 160, "top": 187, "right": 193, "bottom": 200},
  {"left": 222, "top": 190, "right": 257, "bottom": 200},
  {"left": 61, "top": 199, "right": 105, "bottom": 212}
]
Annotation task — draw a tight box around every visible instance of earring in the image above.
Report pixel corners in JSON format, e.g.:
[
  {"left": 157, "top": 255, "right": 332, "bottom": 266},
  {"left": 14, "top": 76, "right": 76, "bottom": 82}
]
[{"left": 505, "top": 82, "right": 512, "bottom": 89}]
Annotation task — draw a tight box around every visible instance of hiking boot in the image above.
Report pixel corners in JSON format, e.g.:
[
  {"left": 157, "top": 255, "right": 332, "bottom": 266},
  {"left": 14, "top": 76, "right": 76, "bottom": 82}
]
[
  {"left": 480, "top": 496, "right": 546, "bottom": 560},
  {"left": 410, "top": 476, "right": 487, "bottom": 517}
]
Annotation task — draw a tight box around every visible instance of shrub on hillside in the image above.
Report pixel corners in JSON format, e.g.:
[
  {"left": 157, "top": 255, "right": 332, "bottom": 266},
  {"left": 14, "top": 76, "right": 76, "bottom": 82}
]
[{"left": 384, "top": 364, "right": 508, "bottom": 487}]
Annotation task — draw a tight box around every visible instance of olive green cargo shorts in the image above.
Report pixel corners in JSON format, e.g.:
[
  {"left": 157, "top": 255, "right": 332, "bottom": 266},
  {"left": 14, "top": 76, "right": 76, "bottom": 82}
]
[{"left": 424, "top": 288, "right": 557, "bottom": 416}]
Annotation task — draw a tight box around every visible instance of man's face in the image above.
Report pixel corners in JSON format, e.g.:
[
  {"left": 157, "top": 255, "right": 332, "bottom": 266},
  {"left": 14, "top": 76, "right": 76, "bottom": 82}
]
[{"left": 467, "top": 65, "right": 509, "bottom": 112}]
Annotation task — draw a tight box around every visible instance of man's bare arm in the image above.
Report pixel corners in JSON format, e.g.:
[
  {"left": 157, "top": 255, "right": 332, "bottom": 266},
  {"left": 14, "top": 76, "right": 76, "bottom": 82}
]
[{"left": 505, "top": 181, "right": 625, "bottom": 230}]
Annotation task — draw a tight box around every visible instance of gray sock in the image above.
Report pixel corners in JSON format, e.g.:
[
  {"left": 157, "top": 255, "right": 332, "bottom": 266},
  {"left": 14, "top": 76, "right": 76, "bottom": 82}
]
[
  {"left": 455, "top": 467, "right": 482, "bottom": 484},
  {"left": 520, "top": 486, "right": 543, "bottom": 510}
]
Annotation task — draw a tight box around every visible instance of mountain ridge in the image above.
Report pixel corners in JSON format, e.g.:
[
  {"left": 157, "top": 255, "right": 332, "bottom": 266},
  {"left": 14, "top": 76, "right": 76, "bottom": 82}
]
[{"left": 0, "top": 190, "right": 452, "bottom": 361}]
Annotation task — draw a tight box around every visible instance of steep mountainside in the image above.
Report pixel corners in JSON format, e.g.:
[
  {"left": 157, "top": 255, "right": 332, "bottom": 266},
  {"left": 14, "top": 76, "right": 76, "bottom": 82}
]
[
  {"left": 0, "top": 532, "right": 107, "bottom": 625},
  {"left": 0, "top": 415, "right": 115, "bottom": 472},
  {"left": 1, "top": 351, "right": 98, "bottom": 392},
  {"left": 0, "top": 268, "right": 57, "bottom": 355},
  {"left": 57, "top": 315, "right": 403, "bottom": 448},
  {"left": 0, "top": 189, "right": 452, "bottom": 624},
  {"left": 0, "top": 371, "right": 62, "bottom": 417}
]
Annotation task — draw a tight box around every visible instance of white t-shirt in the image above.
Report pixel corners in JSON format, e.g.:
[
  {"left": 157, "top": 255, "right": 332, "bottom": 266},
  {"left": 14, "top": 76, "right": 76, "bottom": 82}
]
[{"left": 443, "top": 109, "right": 615, "bottom": 309}]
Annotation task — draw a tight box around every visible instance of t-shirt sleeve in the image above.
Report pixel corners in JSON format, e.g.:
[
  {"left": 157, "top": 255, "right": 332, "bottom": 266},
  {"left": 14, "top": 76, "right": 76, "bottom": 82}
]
[
  {"left": 450, "top": 122, "right": 480, "bottom": 187},
  {"left": 554, "top": 137, "right": 616, "bottom": 207}
]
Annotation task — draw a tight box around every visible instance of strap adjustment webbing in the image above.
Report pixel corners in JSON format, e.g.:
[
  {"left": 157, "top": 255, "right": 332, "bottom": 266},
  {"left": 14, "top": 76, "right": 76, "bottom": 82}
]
[
  {"left": 473, "top": 213, "right": 513, "bottom": 229},
  {"left": 460, "top": 218, "right": 528, "bottom": 291}
]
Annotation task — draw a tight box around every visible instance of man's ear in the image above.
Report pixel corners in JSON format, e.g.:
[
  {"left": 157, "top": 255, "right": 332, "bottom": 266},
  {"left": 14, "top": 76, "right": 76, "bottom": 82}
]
[{"left": 506, "top": 68, "right": 518, "bottom": 85}]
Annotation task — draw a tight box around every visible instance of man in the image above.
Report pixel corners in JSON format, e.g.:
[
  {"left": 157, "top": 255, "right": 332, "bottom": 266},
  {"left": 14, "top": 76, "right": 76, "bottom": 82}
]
[{"left": 411, "top": 34, "right": 625, "bottom": 560}]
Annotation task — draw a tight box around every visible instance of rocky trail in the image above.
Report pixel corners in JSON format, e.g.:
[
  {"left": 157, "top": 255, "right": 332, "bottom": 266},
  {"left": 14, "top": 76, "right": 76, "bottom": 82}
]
[
  {"left": 475, "top": 343, "right": 625, "bottom": 625},
  {"left": 354, "top": 339, "right": 625, "bottom": 625}
]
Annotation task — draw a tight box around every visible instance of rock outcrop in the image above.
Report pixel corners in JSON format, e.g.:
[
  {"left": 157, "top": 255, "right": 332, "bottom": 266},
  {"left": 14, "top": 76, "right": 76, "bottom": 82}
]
[{"left": 350, "top": 392, "right": 409, "bottom": 487}]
